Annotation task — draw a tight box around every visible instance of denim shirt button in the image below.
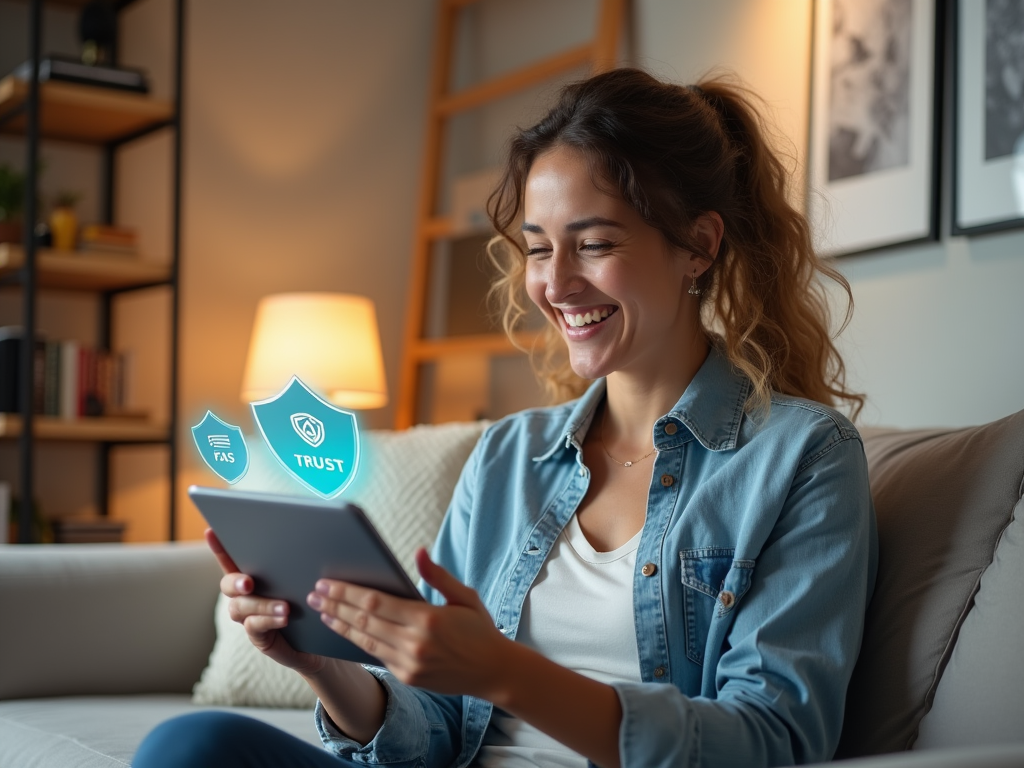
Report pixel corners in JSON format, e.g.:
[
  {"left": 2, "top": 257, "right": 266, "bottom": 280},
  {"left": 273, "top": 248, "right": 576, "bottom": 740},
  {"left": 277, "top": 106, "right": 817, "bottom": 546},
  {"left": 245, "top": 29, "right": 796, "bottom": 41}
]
[
  {"left": 641, "top": 562, "right": 657, "bottom": 577},
  {"left": 653, "top": 666, "right": 666, "bottom": 678},
  {"left": 660, "top": 474, "right": 675, "bottom": 487},
  {"left": 664, "top": 422, "right": 678, "bottom": 435}
]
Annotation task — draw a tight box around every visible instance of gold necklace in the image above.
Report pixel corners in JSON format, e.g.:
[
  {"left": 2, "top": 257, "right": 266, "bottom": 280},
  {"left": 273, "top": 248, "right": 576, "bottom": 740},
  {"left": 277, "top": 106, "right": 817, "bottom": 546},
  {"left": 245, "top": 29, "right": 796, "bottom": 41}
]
[{"left": 598, "top": 408, "right": 657, "bottom": 468}]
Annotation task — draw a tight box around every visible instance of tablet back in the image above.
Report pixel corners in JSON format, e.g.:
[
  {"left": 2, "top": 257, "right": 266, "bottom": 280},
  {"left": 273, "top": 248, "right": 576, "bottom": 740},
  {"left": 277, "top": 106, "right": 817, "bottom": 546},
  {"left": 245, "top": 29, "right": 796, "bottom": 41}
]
[{"left": 189, "top": 485, "right": 421, "bottom": 664}]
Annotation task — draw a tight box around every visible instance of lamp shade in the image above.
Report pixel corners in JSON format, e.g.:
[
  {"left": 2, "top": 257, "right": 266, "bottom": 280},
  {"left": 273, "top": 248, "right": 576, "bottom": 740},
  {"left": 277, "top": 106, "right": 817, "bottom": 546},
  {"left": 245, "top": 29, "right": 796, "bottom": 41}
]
[{"left": 241, "top": 293, "right": 387, "bottom": 409}]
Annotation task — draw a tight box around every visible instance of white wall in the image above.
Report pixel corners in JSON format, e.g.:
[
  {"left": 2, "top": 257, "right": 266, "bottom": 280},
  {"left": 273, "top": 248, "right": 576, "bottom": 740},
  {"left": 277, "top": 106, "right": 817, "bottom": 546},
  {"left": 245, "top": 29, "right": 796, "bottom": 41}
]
[{"left": 635, "top": 0, "right": 1024, "bottom": 428}]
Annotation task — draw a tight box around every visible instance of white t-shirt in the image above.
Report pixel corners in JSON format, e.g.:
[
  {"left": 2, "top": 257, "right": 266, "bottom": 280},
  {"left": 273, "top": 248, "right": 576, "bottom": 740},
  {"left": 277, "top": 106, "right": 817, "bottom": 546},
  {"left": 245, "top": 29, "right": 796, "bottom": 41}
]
[{"left": 475, "top": 513, "right": 643, "bottom": 768}]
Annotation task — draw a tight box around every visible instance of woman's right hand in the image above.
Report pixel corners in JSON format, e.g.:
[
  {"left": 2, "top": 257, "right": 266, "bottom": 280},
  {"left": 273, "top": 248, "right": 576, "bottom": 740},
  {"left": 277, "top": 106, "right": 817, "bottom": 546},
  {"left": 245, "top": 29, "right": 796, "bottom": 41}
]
[{"left": 205, "top": 528, "right": 328, "bottom": 676}]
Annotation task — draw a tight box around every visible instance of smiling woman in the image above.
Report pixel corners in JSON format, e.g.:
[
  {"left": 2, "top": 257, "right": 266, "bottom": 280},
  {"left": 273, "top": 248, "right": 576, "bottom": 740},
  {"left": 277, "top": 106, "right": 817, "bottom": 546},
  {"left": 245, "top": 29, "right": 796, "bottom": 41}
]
[{"left": 134, "top": 68, "right": 876, "bottom": 768}]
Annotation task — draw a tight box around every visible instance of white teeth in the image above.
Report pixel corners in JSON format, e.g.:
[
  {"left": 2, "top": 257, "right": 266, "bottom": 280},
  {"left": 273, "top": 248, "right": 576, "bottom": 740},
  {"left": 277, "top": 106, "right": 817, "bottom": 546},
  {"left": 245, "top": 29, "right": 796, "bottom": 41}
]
[{"left": 563, "top": 309, "right": 613, "bottom": 327}]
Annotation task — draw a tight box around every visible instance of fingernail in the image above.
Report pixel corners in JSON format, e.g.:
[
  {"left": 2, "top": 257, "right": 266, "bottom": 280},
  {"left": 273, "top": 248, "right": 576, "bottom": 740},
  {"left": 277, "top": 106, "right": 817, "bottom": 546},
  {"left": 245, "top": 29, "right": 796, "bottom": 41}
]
[
  {"left": 235, "top": 577, "right": 248, "bottom": 592},
  {"left": 315, "top": 581, "right": 329, "bottom": 595},
  {"left": 273, "top": 603, "right": 286, "bottom": 616},
  {"left": 307, "top": 593, "right": 323, "bottom": 609}
]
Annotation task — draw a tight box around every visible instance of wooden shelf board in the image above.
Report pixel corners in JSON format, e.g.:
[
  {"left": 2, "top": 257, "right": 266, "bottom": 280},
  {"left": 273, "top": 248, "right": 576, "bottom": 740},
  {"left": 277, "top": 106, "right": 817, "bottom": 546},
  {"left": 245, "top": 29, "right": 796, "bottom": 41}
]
[
  {"left": 0, "top": 243, "right": 170, "bottom": 291},
  {"left": 0, "top": 415, "right": 168, "bottom": 442},
  {"left": 413, "top": 332, "right": 543, "bottom": 361},
  {"left": 0, "top": 76, "right": 173, "bottom": 143}
]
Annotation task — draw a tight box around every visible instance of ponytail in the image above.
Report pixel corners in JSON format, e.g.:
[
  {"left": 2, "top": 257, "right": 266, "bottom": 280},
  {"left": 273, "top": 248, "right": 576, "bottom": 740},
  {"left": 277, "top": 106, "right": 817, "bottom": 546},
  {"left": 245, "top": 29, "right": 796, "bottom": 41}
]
[{"left": 487, "top": 68, "right": 864, "bottom": 418}]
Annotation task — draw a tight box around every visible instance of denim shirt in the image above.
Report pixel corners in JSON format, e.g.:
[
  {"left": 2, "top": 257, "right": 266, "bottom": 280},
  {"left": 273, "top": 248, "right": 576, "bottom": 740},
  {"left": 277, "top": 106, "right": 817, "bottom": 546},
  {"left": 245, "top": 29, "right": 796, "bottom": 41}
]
[{"left": 316, "top": 346, "right": 878, "bottom": 768}]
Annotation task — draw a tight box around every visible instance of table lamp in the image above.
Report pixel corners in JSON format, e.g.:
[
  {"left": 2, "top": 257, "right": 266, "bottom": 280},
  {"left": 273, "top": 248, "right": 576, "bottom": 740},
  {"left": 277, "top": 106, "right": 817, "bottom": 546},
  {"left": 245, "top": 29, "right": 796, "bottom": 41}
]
[{"left": 241, "top": 293, "right": 387, "bottom": 409}]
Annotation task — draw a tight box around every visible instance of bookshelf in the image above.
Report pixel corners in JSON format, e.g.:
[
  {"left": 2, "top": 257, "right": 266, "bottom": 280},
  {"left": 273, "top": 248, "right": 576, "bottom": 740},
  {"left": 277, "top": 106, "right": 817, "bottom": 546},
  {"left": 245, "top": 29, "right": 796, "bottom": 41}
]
[
  {"left": 0, "top": 75, "right": 174, "bottom": 143},
  {"left": 0, "top": 414, "right": 167, "bottom": 442},
  {"left": 0, "top": 243, "right": 169, "bottom": 291},
  {"left": 2, "top": 0, "right": 184, "bottom": 543}
]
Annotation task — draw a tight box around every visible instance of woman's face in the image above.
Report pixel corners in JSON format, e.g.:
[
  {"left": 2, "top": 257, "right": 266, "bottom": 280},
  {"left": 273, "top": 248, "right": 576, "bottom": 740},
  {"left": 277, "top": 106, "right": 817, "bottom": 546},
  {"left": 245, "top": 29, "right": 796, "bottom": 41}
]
[{"left": 523, "top": 145, "right": 705, "bottom": 382}]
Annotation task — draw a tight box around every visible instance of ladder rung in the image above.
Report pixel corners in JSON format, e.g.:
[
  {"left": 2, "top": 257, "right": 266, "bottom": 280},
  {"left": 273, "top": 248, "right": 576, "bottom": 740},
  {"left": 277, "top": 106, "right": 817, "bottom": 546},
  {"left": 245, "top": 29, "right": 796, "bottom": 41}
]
[
  {"left": 421, "top": 216, "right": 455, "bottom": 239},
  {"left": 436, "top": 43, "right": 594, "bottom": 116},
  {"left": 413, "top": 332, "right": 542, "bottom": 361}
]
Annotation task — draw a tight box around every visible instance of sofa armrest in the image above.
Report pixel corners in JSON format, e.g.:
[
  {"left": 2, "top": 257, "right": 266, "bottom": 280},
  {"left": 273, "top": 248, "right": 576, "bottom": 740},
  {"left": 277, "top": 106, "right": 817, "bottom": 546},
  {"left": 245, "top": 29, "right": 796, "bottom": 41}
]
[{"left": 0, "top": 542, "right": 221, "bottom": 700}]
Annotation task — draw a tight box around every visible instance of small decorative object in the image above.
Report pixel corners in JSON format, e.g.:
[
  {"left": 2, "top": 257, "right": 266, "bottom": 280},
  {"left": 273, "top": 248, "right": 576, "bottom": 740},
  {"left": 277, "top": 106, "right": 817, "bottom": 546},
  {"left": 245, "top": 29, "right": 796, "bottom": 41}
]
[
  {"left": 49, "top": 191, "right": 81, "bottom": 251},
  {"left": 79, "top": 223, "right": 138, "bottom": 256},
  {"left": 79, "top": 0, "right": 117, "bottom": 66},
  {"left": 807, "top": 0, "right": 941, "bottom": 256},
  {"left": 953, "top": 0, "right": 1024, "bottom": 235},
  {"left": 0, "top": 164, "right": 25, "bottom": 245}
]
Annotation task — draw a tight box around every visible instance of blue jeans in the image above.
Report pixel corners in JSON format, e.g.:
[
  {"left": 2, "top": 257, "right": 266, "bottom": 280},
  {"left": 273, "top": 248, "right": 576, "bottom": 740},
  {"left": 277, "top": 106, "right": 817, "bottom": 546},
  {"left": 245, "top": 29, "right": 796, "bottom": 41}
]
[{"left": 133, "top": 711, "right": 356, "bottom": 768}]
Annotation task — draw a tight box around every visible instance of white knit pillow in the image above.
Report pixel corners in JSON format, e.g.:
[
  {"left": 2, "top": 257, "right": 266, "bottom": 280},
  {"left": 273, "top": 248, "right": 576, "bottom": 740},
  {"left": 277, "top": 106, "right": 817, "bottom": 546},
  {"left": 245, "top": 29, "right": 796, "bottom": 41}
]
[{"left": 191, "top": 421, "right": 487, "bottom": 708}]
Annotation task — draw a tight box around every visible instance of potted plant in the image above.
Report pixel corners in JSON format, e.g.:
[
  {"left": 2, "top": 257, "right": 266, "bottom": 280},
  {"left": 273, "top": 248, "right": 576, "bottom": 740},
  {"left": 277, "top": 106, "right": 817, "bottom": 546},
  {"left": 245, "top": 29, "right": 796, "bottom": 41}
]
[{"left": 0, "top": 164, "right": 25, "bottom": 245}]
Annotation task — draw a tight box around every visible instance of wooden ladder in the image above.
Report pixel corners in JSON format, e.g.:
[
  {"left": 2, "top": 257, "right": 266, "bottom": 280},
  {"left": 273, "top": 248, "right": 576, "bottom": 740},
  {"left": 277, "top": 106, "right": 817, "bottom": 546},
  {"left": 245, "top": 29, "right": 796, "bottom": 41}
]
[{"left": 395, "top": 0, "right": 627, "bottom": 429}]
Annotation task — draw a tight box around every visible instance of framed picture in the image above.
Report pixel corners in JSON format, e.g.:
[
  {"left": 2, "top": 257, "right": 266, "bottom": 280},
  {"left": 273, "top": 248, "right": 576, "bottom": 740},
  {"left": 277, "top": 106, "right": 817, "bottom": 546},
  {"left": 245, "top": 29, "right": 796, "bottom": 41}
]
[
  {"left": 953, "top": 0, "right": 1024, "bottom": 235},
  {"left": 807, "top": 0, "right": 942, "bottom": 256}
]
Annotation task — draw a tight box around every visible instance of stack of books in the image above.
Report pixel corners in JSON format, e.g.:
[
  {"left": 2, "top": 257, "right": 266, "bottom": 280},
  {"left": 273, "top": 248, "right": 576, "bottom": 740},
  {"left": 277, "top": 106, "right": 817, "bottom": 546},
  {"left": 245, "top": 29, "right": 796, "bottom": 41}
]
[
  {"left": 12, "top": 56, "right": 148, "bottom": 94},
  {"left": 79, "top": 224, "right": 138, "bottom": 257},
  {"left": 51, "top": 517, "right": 126, "bottom": 544},
  {"left": 0, "top": 328, "right": 135, "bottom": 418}
]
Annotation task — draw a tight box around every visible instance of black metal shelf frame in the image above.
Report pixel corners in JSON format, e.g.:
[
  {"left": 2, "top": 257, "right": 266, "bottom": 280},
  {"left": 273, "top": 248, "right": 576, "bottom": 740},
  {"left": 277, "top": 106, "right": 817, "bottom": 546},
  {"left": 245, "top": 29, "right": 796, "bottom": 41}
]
[{"left": 10, "top": 0, "right": 185, "bottom": 542}]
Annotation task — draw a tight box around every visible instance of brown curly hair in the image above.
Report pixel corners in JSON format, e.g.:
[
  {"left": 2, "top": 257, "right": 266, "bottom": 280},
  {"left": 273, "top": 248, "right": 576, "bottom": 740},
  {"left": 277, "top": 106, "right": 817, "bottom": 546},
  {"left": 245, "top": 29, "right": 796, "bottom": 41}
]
[{"left": 486, "top": 68, "right": 863, "bottom": 418}]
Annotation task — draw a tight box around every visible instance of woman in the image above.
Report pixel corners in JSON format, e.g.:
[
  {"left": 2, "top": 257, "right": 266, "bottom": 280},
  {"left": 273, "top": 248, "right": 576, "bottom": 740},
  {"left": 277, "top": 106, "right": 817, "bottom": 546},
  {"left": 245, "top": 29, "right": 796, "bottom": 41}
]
[{"left": 135, "top": 68, "right": 876, "bottom": 768}]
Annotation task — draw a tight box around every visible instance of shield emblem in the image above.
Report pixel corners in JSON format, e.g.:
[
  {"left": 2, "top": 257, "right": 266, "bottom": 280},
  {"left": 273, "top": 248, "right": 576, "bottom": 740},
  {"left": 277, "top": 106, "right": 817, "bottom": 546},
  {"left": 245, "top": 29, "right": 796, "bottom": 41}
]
[
  {"left": 250, "top": 376, "right": 360, "bottom": 499},
  {"left": 191, "top": 411, "right": 250, "bottom": 484}
]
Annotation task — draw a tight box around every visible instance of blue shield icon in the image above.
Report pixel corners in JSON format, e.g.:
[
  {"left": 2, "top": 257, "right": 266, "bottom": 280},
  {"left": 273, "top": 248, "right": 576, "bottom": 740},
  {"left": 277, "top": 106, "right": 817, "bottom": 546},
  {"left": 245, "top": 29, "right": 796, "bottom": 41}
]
[
  {"left": 250, "top": 376, "right": 360, "bottom": 499},
  {"left": 191, "top": 411, "right": 250, "bottom": 484}
]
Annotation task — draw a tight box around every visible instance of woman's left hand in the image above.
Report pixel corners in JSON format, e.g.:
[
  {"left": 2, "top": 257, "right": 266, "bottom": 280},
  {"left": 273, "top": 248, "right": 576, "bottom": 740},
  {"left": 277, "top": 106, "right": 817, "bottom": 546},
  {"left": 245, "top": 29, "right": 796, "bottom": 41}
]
[{"left": 306, "top": 548, "right": 508, "bottom": 696}]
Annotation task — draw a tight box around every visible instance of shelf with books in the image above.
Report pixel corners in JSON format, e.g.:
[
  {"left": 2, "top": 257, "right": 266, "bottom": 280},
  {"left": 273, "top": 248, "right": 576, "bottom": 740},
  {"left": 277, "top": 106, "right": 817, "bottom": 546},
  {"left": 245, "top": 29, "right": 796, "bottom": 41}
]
[
  {"left": 0, "top": 243, "right": 169, "bottom": 291},
  {"left": 0, "top": 414, "right": 167, "bottom": 442},
  {"left": 0, "top": 75, "right": 173, "bottom": 144}
]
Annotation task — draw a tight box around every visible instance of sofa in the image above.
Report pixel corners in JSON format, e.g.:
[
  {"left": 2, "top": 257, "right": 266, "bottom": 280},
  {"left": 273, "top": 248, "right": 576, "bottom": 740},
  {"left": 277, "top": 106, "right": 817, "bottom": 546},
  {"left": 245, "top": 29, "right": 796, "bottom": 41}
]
[{"left": 1, "top": 412, "right": 1022, "bottom": 768}]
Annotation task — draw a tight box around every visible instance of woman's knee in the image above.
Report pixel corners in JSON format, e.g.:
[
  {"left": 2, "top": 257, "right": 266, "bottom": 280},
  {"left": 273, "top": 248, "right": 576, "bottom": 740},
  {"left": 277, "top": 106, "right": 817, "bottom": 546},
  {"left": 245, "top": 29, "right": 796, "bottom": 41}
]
[{"left": 133, "top": 711, "right": 266, "bottom": 767}]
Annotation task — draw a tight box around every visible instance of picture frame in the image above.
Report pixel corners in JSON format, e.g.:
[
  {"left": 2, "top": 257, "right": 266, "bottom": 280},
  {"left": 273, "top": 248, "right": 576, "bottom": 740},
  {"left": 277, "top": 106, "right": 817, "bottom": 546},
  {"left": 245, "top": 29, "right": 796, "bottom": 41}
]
[
  {"left": 952, "top": 0, "right": 1024, "bottom": 236},
  {"left": 807, "top": 0, "right": 942, "bottom": 257}
]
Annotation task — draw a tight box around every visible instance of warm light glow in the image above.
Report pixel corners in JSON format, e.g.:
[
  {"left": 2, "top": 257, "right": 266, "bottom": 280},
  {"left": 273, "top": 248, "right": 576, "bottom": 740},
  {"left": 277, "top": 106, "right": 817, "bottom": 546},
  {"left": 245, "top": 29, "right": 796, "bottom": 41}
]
[{"left": 241, "top": 293, "right": 387, "bottom": 409}]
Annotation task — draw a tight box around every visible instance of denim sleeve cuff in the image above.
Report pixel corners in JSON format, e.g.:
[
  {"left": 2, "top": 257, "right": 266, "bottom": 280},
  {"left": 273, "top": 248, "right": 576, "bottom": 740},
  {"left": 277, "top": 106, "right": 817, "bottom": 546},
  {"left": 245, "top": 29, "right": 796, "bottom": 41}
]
[
  {"left": 314, "top": 665, "right": 430, "bottom": 764},
  {"left": 612, "top": 681, "right": 700, "bottom": 768}
]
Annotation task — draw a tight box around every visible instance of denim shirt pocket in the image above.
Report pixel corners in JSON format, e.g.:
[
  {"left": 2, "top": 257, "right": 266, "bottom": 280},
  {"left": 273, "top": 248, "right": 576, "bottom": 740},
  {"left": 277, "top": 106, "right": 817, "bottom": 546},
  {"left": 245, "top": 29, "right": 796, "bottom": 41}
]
[{"left": 680, "top": 548, "right": 755, "bottom": 666}]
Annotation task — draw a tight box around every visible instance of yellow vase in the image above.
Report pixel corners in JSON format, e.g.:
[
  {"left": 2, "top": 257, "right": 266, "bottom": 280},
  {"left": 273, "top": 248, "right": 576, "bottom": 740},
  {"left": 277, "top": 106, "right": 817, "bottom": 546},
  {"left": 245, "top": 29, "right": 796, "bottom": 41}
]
[{"left": 50, "top": 206, "right": 78, "bottom": 251}]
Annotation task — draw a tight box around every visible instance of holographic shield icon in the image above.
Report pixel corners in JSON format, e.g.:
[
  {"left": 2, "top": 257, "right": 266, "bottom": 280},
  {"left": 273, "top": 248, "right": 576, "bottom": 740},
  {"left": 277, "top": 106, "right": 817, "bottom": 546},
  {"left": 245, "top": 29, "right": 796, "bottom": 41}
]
[
  {"left": 250, "top": 376, "right": 360, "bottom": 499},
  {"left": 191, "top": 411, "right": 250, "bottom": 484}
]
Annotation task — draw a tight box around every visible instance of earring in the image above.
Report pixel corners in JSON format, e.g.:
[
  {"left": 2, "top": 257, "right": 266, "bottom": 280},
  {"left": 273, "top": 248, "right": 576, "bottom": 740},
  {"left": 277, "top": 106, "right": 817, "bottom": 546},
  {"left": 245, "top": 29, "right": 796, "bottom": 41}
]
[{"left": 688, "top": 270, "right": 702, "bottom": 296}]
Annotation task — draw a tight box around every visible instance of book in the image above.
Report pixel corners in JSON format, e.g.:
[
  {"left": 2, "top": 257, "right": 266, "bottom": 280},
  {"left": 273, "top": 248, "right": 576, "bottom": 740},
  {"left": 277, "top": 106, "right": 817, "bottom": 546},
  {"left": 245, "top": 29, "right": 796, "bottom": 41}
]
[
  {"left": 0, "top": 328, "right": 19, "bottom": 413},
  {"left": 59, "top": 340, "right": 79, "bottom": 419},
  {"left": 12, "top": 55, "right": 149, "bottom": 94},
  {"left": 0, "top": 327, "right": 136, "bottom": 419},
  {"left": 43, "top": 340, "right": 60, "bottom": 416}
]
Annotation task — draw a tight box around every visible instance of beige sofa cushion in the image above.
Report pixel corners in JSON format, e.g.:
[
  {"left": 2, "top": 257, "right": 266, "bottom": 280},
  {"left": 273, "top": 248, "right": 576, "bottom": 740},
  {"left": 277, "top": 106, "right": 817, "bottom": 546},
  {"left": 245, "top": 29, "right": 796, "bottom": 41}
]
[
  {"left": 192, "top": 421, "right": 486, "bottom": 707},
  {"left": 836, "top": 410, "right": 1024, "bottom": 757}
]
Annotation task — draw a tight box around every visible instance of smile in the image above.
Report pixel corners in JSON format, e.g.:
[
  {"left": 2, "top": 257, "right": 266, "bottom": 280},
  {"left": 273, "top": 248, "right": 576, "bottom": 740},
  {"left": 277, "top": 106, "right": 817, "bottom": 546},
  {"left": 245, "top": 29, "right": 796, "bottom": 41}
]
[{"left": 562, "top": 306, "right": 617, "bottom": 327}]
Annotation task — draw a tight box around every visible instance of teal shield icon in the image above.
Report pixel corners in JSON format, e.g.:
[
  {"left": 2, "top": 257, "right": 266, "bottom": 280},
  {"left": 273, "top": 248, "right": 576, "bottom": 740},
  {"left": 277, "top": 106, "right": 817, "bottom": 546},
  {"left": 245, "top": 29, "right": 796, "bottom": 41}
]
[
  {"left": 191, "top": 411, "right": 250, "bottom": 484},
  {"left": 250, "top": 376, "right": 360, "bottom": 499}
]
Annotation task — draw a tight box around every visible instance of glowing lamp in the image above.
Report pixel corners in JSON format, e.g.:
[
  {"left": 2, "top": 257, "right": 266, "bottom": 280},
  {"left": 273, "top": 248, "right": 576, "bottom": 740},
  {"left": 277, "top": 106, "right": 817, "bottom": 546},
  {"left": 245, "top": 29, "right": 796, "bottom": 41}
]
[{"left": 241, "top": 293, "right": 387, "bottom": 409}]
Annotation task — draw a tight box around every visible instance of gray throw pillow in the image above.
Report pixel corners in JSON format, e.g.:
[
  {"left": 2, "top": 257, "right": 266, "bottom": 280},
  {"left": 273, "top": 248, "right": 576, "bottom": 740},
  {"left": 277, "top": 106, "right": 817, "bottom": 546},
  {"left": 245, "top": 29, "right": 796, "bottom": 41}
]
[{"left": 835, "top": 409, "right": 1024, "bottom": 757}]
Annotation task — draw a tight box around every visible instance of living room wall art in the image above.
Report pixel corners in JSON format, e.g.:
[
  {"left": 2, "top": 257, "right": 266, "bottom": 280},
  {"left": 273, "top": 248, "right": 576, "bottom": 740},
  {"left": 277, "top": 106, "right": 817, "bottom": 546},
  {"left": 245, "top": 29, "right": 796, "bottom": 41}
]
[
  {"left": 953, "top": 0, "right": 1024, "bottom": 235},
  {"left": 807, "top": 0, "right": 941, "bottom": 256}
]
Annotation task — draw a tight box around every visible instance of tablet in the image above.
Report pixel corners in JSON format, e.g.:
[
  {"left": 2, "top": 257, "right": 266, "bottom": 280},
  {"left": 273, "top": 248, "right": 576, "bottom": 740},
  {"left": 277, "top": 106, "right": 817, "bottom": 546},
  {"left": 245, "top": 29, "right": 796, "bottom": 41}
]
[{"left": 188, "top": 485, "right": 422, "bottom": 664}]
